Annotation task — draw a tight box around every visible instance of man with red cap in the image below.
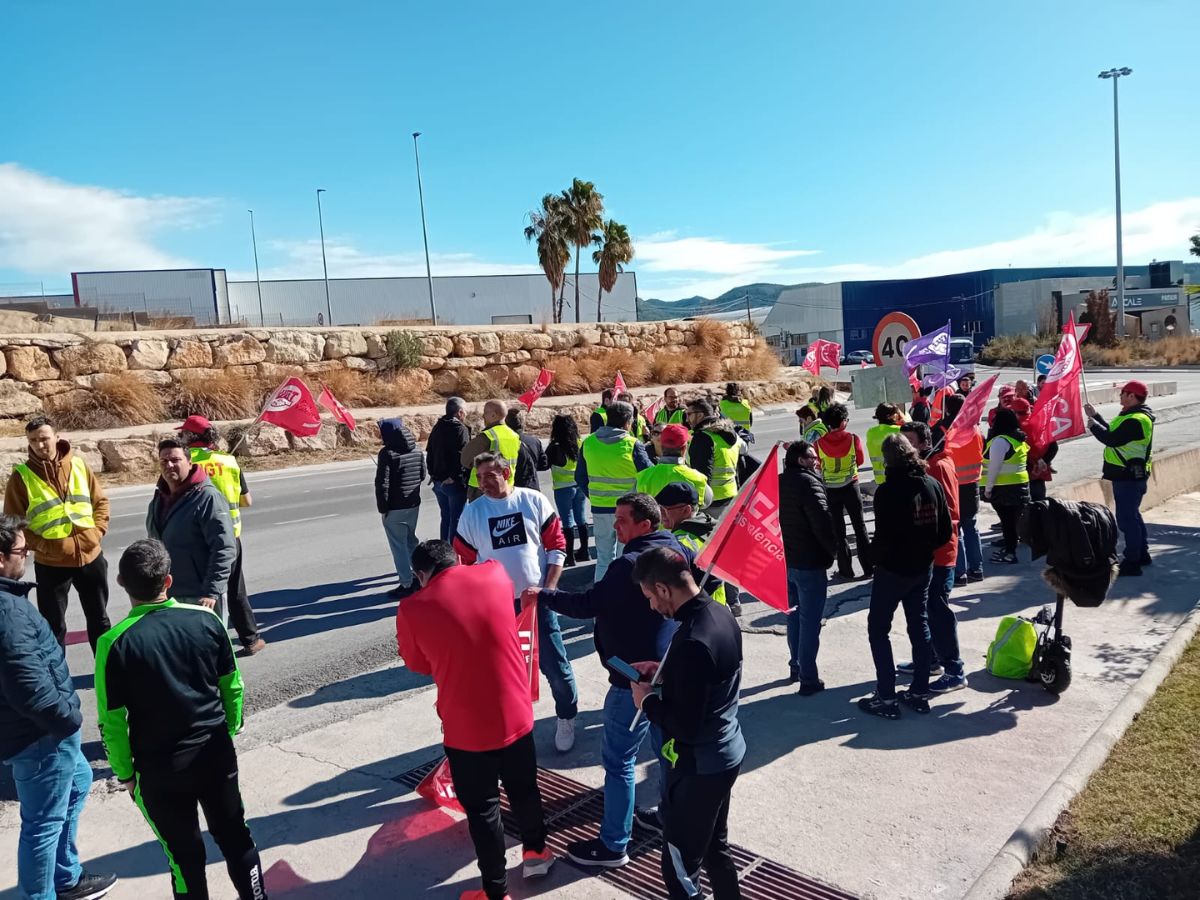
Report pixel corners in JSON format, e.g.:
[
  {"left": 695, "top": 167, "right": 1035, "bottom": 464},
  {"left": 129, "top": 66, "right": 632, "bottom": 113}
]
[
  {"left": 1085, "top": 381, "right": 1155, "bottom": 576},
  {"left": 635, "top": 425, "right": 713, "bottom": 509},
  {"left": 177, "top": 415, "right": 265, "bottom": 654}
]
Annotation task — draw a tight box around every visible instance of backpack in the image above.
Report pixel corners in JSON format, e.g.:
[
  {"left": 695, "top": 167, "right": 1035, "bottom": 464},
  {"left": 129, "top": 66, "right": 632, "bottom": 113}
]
[{"left": 986, "top": 615, "right": 1038, "bottom": 679}]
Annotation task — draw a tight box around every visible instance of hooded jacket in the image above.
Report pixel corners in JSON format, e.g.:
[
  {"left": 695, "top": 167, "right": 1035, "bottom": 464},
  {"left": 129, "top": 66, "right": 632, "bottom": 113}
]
[
  {"left": 778, "top": 465, "right": 837, "bottom": 570},
  {"left": 512, "top": 430, "right": 549, "bottom": 492},
  {"left": 0, "top": 576, "right": 82, "bottom": 759},
  {"left": 814, "top": 429, "right": 865, "bottom": 486},
  {"left": 425, "top": 414, "right": 470, "bottom": 488},
  {"left": 538, "top": 529, "right": 691, "bottom": 687},
  {"left": 376, "top": 418, "right": 426, "bottom": 513},
  {"left": 574, "top": 426, "right": 652, "bottom": 494},
  {"left": 686, "top": 416, "right": 740, "bottom": 484},
  {"left": 871, "top": 464, "right": 952, "bottom": 576},
  {"left": 145, "top": 466, "right": 236, "bottom": 600},
  {"left": 1089, "top": 403, "right": 1155, "bottom": 481},
  {"left": 3, "top": 440, "right": 110, "bottom": 569}
]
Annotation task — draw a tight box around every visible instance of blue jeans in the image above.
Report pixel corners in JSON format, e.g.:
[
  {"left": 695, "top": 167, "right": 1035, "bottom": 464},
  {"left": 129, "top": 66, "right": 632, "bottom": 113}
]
[
  {"left": 1111, "top": 478, "right": 1149, "bottom": 564},
  {"left": 926, "top": 565, "right": 963, "bottom": 677},
  {"left": 382, "top": 507, "right": 420, "bottom": 586},
  {"left": 955, "top": 516, "right": 984, "bottom": 577},
  {"left": 867, "top": 566, "right": 933, "bottom": 699},
  {"left": 4, "top": 731, "right": 91, "bottom": 900},
  {"left": 432, "top": 481, "right": 467, "bottom": 543},
  {"left": 553, "top": 485, "right": 588, "bottom": 531},
  {"left": 518, "top": 599, "right": 579, "bottom": 721},
  {"left": 786, "top": 567, "right": 828, "bottom": 683},
  {"left": 599, "top": 686, "right": 664, "bottom": 853},
  {"left": 593, "top": 511, "right": 623, "bottom": 581}
]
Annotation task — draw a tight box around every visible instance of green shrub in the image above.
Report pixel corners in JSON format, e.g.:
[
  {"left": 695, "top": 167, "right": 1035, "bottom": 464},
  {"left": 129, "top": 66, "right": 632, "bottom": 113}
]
[{"left": 387, "top": 330, "right": 423, "bottom": 370}]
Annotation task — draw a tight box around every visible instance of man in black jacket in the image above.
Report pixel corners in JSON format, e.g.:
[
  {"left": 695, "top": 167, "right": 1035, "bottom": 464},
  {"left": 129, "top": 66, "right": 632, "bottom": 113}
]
[
  {"left": 522, "top": 493, "right": 693, "bottom": 871},
  {"left": 630, "top": 547, "right": 744, "bottom": 900},
  {"left": 860, "top": 435, "right": 951, "bottom": 719},
  {"left": 376, "top": 417, "right": 426, "bottom": 599},
  {"left": 426, "top": 397, "right": 470, "bottom": 542},
  {"left": 779, "top": 440, "right": 836, "bottom": 693},
  {"left": 506, "top": 407, "right": 550, "bottom": 492},
  {"left": 0, "top": 514, "right": 117, "bottom": 900}
]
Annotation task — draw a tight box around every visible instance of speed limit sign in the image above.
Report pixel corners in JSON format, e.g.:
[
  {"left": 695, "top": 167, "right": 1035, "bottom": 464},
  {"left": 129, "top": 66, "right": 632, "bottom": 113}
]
[{"left": 872, "top": 312, "right": 921, "bottom": 368}]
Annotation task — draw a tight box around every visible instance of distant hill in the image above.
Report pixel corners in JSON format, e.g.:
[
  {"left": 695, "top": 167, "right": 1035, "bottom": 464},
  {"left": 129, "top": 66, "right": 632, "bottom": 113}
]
[{"left": 637, "top": 282, "right": 820, "bottom": 320}]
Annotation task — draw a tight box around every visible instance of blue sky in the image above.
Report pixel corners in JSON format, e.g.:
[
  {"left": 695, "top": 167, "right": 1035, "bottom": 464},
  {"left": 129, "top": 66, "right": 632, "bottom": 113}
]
[{"left": 3, "top": 1, "right": 1197, "bottom": 302}]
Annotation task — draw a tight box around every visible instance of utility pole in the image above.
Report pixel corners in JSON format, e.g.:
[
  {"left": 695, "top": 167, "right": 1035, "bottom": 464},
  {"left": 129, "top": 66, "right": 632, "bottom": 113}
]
[
  {"left": 744, "top": 294, "right": 752, "bottom": 327},
  {"left": 412, "top": 132, "right": 438, "bottom": 325},
  {"left": 316, "top": 188, "right": 332, "bottom": 326},
  {"left": 248, "top": 209, "right": 264, "bottom": 326},
  {"left": 1099, "top": 67, "right": 1132, "bottom": 338}
]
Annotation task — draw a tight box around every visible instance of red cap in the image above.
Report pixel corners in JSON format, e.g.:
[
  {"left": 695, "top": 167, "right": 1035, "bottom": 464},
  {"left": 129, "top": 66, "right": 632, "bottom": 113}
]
[
  {"left": 176, "top": 414, "right": 212, "bottom": 433},
  {"left": 659, "top": 424, "right": 690, "bottom": 450},
  {"left": 1122, "top": 380, "right": 1148, "bottom": 399},
  {"left": 1009, "top": 398, "right": 1032, "bottom": 417}
]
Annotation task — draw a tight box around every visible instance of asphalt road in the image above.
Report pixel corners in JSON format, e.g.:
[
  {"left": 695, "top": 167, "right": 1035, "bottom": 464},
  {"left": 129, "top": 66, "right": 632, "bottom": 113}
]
[{"left": 46, "top": 367, "right": 1200, "bottom": 761}]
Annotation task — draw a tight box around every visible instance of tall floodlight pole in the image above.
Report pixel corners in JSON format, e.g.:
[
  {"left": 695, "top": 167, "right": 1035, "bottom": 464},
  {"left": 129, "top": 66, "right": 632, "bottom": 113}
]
[
  {"left": 412, "top": 132, "right": 438, "bottom": 324},
  {"left": 248, "top": 209, "right": 264, "bottom": 326},
  {"left": 316, "top": 188, "right": 332, "bottom": 326},
  {"left": 1099, "top": 67, "right": 1132, "bottom": 338}
]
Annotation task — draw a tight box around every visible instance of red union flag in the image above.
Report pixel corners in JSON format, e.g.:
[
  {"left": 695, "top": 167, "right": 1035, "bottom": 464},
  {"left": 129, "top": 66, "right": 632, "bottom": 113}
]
[
  {"left": 258, "top": 377, "right": 322, "bottom": 437},
  {"left": 695, "top": 444, "right": 788, "bottom": 612},
  {"left": 643, "top": 394, "right": 664, "bottom": 424},
  {"left": 517, "top": 368, "right": 553, "bottom": 412},
  {"left": 945, "top": 373, "right": 999, "bottom": 450},
  {"left": 515, "top": 598, "right": 540, "bottom": 702},
  {"left": 416, "top": 758, "right": 464, "bottom": 814},
  {"left": 317, "top": 383, "right": 356, "bottom": 430},
  {"left": 802, "top": 339, "right": 840, "bottom": 376},
  {"left": 1026, "top": 312, "right": 1085, "bottom": 451},
  {"left": 614, "top": 371, "right": 628, "bottom": 395}
]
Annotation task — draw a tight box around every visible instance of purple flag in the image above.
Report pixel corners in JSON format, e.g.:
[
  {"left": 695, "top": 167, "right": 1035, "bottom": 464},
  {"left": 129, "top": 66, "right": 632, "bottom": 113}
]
[
  {"left": 903, "top": 321, "right": 952, "bottom": 373},
  {"left": 921, "top": 365, "right": 963, "bottom": 389}
]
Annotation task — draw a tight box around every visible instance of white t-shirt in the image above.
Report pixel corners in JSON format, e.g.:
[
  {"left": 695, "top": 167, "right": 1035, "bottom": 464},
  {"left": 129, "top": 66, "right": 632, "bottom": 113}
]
[{"left": 454, "top": 488, "right": 566, "bottom": 596}]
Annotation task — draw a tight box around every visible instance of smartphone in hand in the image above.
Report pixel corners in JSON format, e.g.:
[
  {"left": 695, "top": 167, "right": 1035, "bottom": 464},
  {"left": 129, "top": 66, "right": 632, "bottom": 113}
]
[{"left": 607, "top": 656, "right": 646, "bottom": 683}]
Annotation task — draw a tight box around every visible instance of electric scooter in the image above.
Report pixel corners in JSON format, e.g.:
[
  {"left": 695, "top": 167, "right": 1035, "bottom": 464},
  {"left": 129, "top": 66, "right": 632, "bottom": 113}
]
[{"left": 1026, "top": 594, "right": 1072, "bottom": 694}]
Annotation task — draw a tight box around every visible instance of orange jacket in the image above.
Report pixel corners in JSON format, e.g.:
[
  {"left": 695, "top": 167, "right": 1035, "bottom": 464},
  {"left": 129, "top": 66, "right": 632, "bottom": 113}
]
[
  {"left": 927, "top": 450, "right": 960, "bottom": 568},
  {"left": 947, "top": 428, "right": 985, "bottom": 486}
]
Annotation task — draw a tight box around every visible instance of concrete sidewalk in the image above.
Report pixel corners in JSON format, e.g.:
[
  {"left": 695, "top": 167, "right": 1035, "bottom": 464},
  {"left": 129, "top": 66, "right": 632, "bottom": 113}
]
[{"left": 4, "top": 492, "right": 1198, "bottom": 900}]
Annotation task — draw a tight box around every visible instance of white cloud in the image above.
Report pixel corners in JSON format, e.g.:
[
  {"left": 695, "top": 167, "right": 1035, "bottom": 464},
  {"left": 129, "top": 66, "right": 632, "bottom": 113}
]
[
  {"left": 0, "top": 162, "right": 216, "bottom": 276},
  {"left": 640, "top": 198, "right": 1200, "bottom": 300},
  {"left": 634, "top": 233, "right": 819, "bottom": 275}
]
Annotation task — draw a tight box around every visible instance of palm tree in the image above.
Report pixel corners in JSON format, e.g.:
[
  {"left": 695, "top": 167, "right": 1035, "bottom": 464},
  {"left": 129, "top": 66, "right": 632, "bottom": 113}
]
[
  {"left": 524, "top": 194, "right": 571, "bottom": 322},
  {"left": 592, "top": 219, "right": 634, "bottom": 322},
  {"left": 560, "top": 178, "right": 604, "bottom": 323}
]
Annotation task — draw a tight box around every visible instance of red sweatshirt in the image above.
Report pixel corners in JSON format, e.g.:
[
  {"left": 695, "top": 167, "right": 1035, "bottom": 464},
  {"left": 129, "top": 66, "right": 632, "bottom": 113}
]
[
  {"left": 927, "top": 450, "right": 960, "bottom": 568},
  {"left": 395, "top": 560, "right": 534, "bottom": 752}
]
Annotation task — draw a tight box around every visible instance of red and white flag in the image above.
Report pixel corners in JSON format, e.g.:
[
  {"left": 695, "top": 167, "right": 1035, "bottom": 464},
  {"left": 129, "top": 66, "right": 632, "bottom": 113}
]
[
  {"left": 944, "top": 373, "right": 999, "bottom": 450},
  {"left": 1026, "top": 312, "right": 1086, "bottom": 451},
  {"left": 695, "top": 444, "right": 789, "bottom": 613},
  {"left": 516, "top": 598, "right": 540, "bottom": 703},
  {"left": 802, "top": 339, "right": 841, "bottom": 376},
  {"left": 614, "top": 371, "right": 628, "bottom": 395},
  {"left": 643, "top": 394, "right": 664, "bottom": 424},
  {"left": 860, "top": 360, "right": 869, "bottom": 369},
  {"left": 416, "top": 759, "right": 464, "bottom": 814},
  {"left": 258, "top": 377, "right": 322, "bottom": 437},
  {"left": 518, "top": 368, "right": 553, "bottom": 412},
  {"left": 317, "top": 383, "right": 356, "bottom": 430}
]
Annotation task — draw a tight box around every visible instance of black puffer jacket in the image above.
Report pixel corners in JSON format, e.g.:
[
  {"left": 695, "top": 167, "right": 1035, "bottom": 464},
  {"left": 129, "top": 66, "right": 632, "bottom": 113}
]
[
  {"left": 376, "top": 418, "right": 426, "bottom": 513},
  {"left": 1021, "top": 498, "right": 1117, "bottom": 607},
  {"left": 779, "top": 466, "right": 837, "bottom": 570},
  {"left": 0, "top": 577, "right": 82, "bottom": 759},
  {"left": 426, "top": 414, "right": 469, "bottom": 488}
]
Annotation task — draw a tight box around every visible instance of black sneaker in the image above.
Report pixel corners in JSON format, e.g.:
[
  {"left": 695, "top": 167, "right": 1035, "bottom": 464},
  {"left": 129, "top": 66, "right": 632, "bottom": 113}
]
[
  {"left": 1139, "top": 552, "right": 1152, "bottom": 567},
  {"left": 1118, "top": 562, "right": 1143, "bottom": 577},
  {"left": 898, "top": 690, "right": 931, "bottom": 714},
  {"left": 58, "top": 872, "right": 117, "bottom": 900},
  {"left": 788, "top": 665, "right": 801, "bottom": 683},
  {"left": 633, "top": 806, "right": 662, "bottom": 834},
  {"left": 954, "top": 574, "right": 968, "bottom": 588},
  {"left": 798, "top": 679, "right": 825, "bottom": 697},
  {"left": 728, "top": 602, "right": 743, "bottom": 618},
  {"left": 967, "top": 570, "right": 985, "bottom": 582},
  {"left": 990, "top": 550, "right": 1017, "bottom": 565},
  {"left": 387, "top": 583, "right": 416, "bottom": 600},
  {"left": 897, "top": 661, "right": 943, "bottom": 678},
  {"left": 858, "top": 694, "right": 900, "bottom": 720},
  {"left": 566, "top": 838, "right": 629, "bottom": 868}
]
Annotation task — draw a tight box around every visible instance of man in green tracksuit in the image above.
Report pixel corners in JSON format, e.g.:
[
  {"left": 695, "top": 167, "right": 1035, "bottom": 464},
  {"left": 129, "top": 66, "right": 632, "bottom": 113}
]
[{"left": 95, "top": 540, "right": 265, "bottom": 900}]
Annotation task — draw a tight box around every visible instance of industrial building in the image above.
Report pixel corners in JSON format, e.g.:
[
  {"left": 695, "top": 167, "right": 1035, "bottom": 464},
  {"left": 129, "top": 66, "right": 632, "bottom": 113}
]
[{"left": 761, "top": 261, "right": 1194, "bottom": 355}]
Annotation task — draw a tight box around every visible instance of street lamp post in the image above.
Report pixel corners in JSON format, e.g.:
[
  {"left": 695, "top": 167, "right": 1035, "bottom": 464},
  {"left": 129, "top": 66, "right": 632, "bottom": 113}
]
[
  {"left": 248, "top": 209, "right": 264, "bottom": 326},
  {"left": 1099, "top": 66, "right": 1132, "bottom": 339},
  {"left": 412, "top": 132, "right": 438, "bottom": 325},
  {"left": 316, "top": 188, "right": 333, "bottom": 326}
]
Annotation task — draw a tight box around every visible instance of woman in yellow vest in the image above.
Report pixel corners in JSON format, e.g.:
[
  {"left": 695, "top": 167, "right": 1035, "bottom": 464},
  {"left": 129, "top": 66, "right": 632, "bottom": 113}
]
[
  {"left": 981, "top": 407, "right": 1030, "bottom": 565},
  {"left": 719, "top": 382, "right": 753, "bottom": 435},
  {"left": 547, "top": 414, "right": 589, "bottom": 567},
  {"left": 865, "top": 404, "right": 904, "bottom": 486}
]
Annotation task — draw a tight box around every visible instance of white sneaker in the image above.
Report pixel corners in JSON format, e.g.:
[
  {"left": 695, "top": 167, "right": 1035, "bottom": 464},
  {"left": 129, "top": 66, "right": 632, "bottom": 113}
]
[{"left": 554, "top": 717, "right": 576, "bottom": 752}]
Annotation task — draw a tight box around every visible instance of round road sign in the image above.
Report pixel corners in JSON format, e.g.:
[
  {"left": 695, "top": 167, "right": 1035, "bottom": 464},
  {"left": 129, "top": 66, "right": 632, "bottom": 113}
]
[
  {"left": 872, "top": 312, "right": 921, "bottom": 368},
  {"left": 1035, "top": 354, "right": 1055, "bottom": 377}
]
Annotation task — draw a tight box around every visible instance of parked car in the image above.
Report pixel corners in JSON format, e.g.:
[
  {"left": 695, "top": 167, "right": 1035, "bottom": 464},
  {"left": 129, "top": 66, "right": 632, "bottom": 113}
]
[{"left": 844, "top": 349, "right": 875, "bottom": 365}]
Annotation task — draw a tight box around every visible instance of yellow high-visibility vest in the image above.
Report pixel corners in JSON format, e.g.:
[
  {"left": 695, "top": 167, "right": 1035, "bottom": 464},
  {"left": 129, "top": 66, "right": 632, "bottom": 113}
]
[
  {"left": 655, "top": 407, "right": 687, "bottom": 425},
  {"left": 581, "top": 433, "right": 639, "bottom": 510},
  {"left": 819, "top": 441, "right": 859, "bottom": 489},
  {"left": 635, "top": 462, "right": 709, "bottom": 502},
  {"left": 701, "top": 431, "right": 740, "bottom": 502},
  {"left": 469, "top": 423, "right": 521, "bottom": 488},
  {"left": 550, "top": 438, "right": 582, "bottom": 489},
  {"left": 865, "top": 424, "right": 901, "bottom": 485},
  {"left": 14, "top": 458, "right": 95, "bottom": 540},
  {"left": 1103, "top": 412, "right": 1153, "bottom": 475},
  {"left": 189, "top": 447, "right": 244, "bottom": 538},
  {"left": 719, "top": 398, "right": 752, "bottom": 430},
  {"left": 986, "top": 435, "right": 1030, "bottom": 486}
]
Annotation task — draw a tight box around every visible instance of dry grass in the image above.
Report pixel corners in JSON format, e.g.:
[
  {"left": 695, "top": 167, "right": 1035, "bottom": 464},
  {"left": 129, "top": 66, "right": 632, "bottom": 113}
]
[
  {"left": 724, "top": 340, "right": 781, "bottom": 380},
  {"left": 692, "top": 318, "right": 733, "bottom": 358},
  {"left": 544, "top": 358, "right": 591, "bottom": 396},
  {"left": 318, "top": 369, "right": 432, "bottom": 407},
  {"left": 48, "top": 373, "right": 167, "bottom": 429},
  {"left": 454, "top": 369, "right": 496, "bottom": 402},
  {"left": 1083, "top": 336, "right": 1200, "bottom": 367},
  {"left": 171, "top": 372, "right": 272, "bottom": 421}
]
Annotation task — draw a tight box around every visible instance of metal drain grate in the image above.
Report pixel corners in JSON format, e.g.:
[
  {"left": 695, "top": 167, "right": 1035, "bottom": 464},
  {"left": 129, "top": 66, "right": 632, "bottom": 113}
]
[{"left": 395, "top": 758, "right": 859, "bottom": 900}]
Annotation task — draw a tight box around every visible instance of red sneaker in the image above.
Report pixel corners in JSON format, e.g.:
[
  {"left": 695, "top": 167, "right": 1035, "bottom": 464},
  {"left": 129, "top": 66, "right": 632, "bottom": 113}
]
[
  {"left": 522, "top": 846, "right": 555, "bottom": 878},
  {"left": 459, "top": 891, "right": 512, "bottom": 900}
]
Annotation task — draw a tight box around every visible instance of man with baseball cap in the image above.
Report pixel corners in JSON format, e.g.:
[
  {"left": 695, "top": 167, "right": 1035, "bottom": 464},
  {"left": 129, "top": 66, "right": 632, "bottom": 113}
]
[
  {"left": 177, "top": 416, "right": 264, "bottom": 654},
  {"left": 635, "top": 425, "right": 712, "bottom": 509},
  {"left": 1084, "top": 381, "right": 1155, "bottom": 576}
]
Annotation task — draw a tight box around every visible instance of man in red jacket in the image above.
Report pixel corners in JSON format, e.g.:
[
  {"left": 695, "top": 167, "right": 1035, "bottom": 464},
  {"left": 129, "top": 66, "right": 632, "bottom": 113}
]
[
  {"left": 900, "top": 423, "right": 965, "bottom": 694},
  {"left": 396, "top": 541, "right": 554, "bottom": 900}
]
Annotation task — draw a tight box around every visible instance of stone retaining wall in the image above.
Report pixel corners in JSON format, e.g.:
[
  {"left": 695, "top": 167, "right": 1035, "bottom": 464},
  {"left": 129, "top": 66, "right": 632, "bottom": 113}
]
[{"left": 0, "top": 320, "right": 761, "bottom": 418}]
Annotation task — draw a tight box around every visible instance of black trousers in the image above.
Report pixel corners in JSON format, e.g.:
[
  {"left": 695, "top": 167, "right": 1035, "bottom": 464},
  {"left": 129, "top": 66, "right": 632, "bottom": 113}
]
[
  {"left": 661, "top": 766, "right": 741, "bottom": 900},
  {"left": 444, "top": 732, "right": 547, "bottom": 900},
  {"left": 996, "top": 505, "right": 1023, "bottom": 554},
  {"left": 34, "top": 553, "right": 111, "bottom": 654},
  {"left": 226, "top": 538, "right": 261, "bottom": 648},
  {"left": 1029, "top": 480, "right": 1047, "bottom": 502},
  {"left": 134, "top": 731, "right": 265, "bottom": 900},
  {"left": 828, "top": 482, "right": 872, "bottom": 578}
]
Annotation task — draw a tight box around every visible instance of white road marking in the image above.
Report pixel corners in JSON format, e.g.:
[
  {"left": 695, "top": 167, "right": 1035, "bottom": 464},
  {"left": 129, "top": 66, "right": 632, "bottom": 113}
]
[{"left": 273, "top": 514, "right": 339, "bottom": 526}]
